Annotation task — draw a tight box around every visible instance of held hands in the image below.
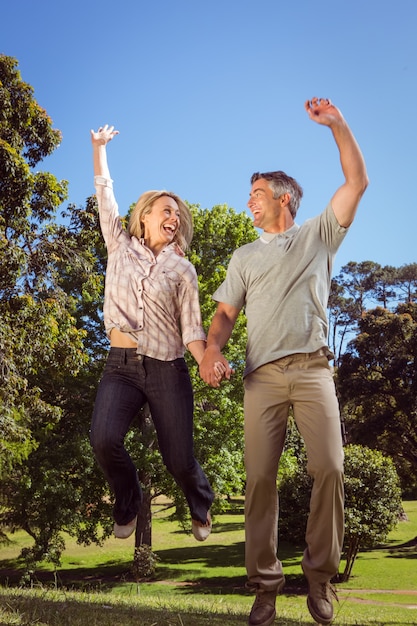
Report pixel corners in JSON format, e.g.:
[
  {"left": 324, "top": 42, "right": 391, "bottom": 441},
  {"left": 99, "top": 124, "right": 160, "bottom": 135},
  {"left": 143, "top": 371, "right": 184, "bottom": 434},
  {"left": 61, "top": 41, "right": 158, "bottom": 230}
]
[
  {"left": 199, "top": 347, "right": 233, "bottom": 388},
  {"left": 90, "top": 124, "right": 119, "bottom": 146},
  {"left": 305, "top": 97, "right": 345, "bottom": 128}
]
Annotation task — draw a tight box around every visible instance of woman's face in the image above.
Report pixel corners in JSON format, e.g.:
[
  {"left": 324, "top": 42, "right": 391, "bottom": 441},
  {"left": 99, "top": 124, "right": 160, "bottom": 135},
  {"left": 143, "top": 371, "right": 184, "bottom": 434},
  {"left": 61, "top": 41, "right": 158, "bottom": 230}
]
[{"left": 141, "top": 195, "right": 181, "bottom": 254}]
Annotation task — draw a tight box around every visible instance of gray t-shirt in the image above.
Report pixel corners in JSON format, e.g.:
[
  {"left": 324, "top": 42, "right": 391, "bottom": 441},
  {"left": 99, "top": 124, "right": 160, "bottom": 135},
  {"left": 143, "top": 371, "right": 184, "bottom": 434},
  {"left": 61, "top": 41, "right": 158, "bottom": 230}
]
[{"left": 213, "top": 203, "right": 348, "bottom": 376}]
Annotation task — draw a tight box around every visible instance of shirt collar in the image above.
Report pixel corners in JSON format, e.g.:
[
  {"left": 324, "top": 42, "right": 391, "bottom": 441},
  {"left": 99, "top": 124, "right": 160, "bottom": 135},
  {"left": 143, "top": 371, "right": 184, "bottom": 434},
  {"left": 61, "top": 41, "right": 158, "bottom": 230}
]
[{"left": 260, "top": 223, "right": 299, "bottom": 243}]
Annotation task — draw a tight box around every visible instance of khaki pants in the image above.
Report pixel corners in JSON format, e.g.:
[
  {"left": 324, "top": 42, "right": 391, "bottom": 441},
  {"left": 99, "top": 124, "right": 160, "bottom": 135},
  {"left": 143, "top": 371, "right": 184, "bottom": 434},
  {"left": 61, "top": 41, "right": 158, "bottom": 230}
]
[{"left": 243, "top": 350, "right": 344, "bottom": 591}]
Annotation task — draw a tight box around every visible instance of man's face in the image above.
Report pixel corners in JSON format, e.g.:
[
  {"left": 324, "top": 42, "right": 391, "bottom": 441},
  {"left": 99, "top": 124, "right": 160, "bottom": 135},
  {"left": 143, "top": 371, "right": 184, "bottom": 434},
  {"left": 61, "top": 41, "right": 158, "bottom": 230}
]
[{"left": 247, "top": 178, "right": 281, "bottom": 231}]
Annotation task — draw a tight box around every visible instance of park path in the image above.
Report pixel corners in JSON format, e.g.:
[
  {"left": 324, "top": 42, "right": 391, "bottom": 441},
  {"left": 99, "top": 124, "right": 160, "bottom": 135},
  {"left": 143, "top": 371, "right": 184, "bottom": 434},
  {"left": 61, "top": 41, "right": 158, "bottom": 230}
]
[{"left": 337, "top": 588, "right": 417, "bottom": 609}]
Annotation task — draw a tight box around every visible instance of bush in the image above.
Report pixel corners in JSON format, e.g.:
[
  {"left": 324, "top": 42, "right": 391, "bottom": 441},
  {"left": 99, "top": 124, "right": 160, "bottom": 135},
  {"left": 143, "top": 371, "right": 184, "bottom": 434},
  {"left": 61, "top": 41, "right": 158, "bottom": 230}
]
[{"left": 278, "top": 444, "right": 402, "bottom": 580}]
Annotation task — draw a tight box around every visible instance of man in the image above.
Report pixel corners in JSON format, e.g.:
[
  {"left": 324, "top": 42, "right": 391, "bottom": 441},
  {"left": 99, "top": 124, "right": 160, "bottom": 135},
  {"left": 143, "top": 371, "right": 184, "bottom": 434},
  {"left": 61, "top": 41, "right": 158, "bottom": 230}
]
[{"left": 199, "top": 97, "right": 368, "bottom": 626}]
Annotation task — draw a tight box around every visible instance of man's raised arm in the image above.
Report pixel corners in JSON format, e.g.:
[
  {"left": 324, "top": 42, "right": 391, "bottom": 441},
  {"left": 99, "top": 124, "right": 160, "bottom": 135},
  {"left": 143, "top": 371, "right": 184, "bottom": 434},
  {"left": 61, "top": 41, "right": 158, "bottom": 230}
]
[{"left": 305, "top": 97, "right": 369, "bottom": 227}]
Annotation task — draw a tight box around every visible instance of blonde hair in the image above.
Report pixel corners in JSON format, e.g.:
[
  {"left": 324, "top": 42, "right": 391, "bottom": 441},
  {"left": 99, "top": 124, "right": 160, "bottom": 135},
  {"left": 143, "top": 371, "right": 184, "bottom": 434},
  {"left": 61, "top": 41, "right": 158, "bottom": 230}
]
[{"left": 128, "top": 190, "right": 193, "bottom": 251}]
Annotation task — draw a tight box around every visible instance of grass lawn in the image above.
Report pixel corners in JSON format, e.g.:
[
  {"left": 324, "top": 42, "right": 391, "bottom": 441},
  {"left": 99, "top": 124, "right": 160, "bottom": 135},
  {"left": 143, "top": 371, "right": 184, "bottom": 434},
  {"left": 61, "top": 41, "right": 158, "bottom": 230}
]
[{"left": 0, "top": 500, "right": 416, "bottom": 625}]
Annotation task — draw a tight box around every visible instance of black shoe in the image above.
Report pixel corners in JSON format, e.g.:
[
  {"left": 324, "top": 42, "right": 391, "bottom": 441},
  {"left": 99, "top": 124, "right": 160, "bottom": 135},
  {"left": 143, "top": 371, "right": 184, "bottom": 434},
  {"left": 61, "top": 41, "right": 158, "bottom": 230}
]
[{"left": 306, "top": 580, "right": 338, "bottom": 625}]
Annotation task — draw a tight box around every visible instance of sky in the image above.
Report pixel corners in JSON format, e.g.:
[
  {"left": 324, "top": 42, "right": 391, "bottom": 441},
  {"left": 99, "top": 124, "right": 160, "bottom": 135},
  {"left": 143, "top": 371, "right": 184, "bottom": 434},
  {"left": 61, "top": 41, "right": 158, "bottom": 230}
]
[{"left": 2, "top": 0, "right": 417, "bottom": 275}]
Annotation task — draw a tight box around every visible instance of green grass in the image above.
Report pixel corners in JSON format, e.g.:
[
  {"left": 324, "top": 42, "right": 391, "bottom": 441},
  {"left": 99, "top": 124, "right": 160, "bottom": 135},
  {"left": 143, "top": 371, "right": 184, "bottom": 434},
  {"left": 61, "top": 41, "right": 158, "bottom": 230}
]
[{"left": 0, "top": 500, "right": 416, "bottom": 625}]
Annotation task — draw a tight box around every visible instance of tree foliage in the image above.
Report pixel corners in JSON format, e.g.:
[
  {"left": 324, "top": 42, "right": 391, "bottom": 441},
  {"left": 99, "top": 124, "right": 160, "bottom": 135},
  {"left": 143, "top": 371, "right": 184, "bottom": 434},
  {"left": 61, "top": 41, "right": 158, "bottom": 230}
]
[
  {"left": 329, "top": 261, "right": 417, "bottom": 363},
  {"left": 341, "top": 445, "right": 402, "bottom": 581},
  {"left": 0, "top": 56, "right": 109, "bottom": 565},
  {"left": 188, "top": 203, "right": 258, "bottom": 500},
  {"left": 336, "top": 303, "right": 417, "bottom": 495},
  {"left": 330, "top": 260, "right": 417, "bottom": 496}
]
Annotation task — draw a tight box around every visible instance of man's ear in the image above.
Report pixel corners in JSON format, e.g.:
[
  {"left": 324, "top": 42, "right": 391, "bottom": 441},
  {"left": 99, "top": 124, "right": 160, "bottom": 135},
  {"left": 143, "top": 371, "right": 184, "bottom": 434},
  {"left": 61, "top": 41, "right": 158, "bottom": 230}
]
[{"left": 280, "top": 192, "right": 291, "bottom": 208}]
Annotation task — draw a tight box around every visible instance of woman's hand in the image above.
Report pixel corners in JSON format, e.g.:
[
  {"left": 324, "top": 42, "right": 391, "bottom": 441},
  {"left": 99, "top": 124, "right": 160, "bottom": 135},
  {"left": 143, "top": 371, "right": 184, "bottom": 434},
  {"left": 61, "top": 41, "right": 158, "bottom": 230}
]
[{"left": 90, "top": 124, "right": 119, "bottom": 146}]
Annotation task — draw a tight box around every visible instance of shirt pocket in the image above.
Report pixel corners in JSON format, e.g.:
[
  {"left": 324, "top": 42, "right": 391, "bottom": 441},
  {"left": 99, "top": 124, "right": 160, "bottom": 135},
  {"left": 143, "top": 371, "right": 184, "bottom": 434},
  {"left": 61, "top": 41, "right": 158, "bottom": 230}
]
[{"left": 158, "top": 269, "right": 182, "bottom": 296}]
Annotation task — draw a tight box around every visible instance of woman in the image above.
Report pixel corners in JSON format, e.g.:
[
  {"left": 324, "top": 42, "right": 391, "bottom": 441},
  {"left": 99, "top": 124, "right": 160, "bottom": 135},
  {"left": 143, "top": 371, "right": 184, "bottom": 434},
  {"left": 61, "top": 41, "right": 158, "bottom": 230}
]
[{"left": 90, "top": 124, "right": 218, "bottom": 541}]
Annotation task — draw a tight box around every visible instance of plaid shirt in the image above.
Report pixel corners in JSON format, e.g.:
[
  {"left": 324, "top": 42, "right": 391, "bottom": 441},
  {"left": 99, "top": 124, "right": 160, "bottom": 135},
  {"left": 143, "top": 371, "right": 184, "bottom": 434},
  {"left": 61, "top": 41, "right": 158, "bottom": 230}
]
[{"left": 95, "top": 176, "right": 206, "bottom": 360}]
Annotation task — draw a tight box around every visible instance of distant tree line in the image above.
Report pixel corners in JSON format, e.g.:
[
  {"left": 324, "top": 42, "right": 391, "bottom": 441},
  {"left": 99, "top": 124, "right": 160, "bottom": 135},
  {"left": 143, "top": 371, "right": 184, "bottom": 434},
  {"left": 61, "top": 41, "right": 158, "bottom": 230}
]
[{"left": 329, "top": 260, "right": 417, "bottom": 363}]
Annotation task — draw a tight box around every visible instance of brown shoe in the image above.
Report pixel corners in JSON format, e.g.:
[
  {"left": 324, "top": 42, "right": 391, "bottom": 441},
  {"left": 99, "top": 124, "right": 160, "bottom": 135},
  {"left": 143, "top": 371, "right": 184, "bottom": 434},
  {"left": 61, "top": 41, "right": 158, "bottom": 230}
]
[
  {"left": 248, "top": 588, "right": 277, "bottom": 626},
  {"left": 306, "top": 580, "right": 338, "bottom": 625}
]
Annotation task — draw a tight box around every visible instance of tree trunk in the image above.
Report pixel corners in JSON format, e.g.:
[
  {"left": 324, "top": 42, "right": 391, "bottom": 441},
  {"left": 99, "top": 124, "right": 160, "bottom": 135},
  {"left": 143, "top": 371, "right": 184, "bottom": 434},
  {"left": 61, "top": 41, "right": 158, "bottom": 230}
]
[
  {"left": 135, "top": 474, "right": 152, "bottom": 547},
  {"left": 132, "top": 478, "right": 157, "bottom": 581},
  {"left": 134, "top": 404, "right": 155, "bottom": 548},
  {"left": 340, "top": 536, "right": 361, "bottom": 582}
]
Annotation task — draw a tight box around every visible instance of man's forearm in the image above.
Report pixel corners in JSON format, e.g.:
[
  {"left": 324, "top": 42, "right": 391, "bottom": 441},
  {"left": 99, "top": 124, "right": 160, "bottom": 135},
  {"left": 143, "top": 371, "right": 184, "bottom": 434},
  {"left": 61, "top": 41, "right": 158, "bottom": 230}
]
[
  {"left": 331, "top": 118, "right": 368, "bottom": 192},
  {"left": 206, "top": 310, "right": 235, "bottom": 351}
]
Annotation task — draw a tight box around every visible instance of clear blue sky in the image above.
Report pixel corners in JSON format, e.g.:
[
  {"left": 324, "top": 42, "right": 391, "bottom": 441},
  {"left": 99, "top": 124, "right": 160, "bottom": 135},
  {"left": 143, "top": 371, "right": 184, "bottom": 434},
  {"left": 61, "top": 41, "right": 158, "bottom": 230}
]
[{"left": 2, "top": 0, "right": 417, "bottom": 274}]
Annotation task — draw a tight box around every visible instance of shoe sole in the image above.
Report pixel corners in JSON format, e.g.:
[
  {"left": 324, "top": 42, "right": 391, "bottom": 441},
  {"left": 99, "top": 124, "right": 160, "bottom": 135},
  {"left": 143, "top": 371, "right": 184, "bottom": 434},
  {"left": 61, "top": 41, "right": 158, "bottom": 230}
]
[
  {"left": 192, "top": 514, "right": 212, "bottom": 541},
  {"left": 114, "top": 516, "right": 137, "bottom": 539},
  {"left": 248, "top": 609, "right": 276, "bottom": 626},
  {"left": 191, "top": 521, "right": 211, "bottom": 541}
]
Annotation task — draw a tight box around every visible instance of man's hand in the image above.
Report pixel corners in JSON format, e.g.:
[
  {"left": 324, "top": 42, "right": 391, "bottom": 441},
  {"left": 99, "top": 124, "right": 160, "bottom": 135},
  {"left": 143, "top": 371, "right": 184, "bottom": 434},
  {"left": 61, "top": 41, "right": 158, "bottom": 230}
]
[
  {"left": 304, "top": 97, "right": 344, "bottom": 128},
  {"left": 91, "top": 124, "right": 119, "bottom": 146}
]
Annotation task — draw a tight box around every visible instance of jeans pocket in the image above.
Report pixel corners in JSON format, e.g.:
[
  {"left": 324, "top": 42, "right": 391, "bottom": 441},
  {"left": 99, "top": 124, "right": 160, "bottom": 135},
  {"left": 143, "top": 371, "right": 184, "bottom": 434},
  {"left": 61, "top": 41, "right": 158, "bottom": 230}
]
[
  {"left": 170, "top": 357, "right": 188, "bottom": 374},
  {"left": 103, "top": 348, "right": 126, "bottom": 373}
]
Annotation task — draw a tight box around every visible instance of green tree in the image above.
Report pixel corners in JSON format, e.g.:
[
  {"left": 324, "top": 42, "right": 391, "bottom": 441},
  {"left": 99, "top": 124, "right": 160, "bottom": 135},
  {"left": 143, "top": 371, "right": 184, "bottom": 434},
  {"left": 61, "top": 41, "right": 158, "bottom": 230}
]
[
  {"left": 341, "top": 445, "right": 402, "bottom": 581},
  {"left": 371, "top": 264, "right": 398, "bottom": 308},
  {"left": 333, "top": 261, "right": 381, "bottom": 313},
  {"left": 188, "top": 203, "right": 258, "bottom": 500},
  {"left": 328, "top": 279, "right": 359, "bottom": 366},
  {"left": 0, "top": 54, "right": 66, "bottom": 481},
  {"left": 396, "top": 263, "right": 417, "bottom": 303},
  {"left": 278, "top": 443, "right": 402, "bottom": 581},
  {"left": 328, "top": 262, "right": 417, "bottom": 363},
  {"left": 336, "top": 303, "right": 417, "bottom": 495},
  {"left": 0, "top": 56, "right": 107, "bottom": 564}
]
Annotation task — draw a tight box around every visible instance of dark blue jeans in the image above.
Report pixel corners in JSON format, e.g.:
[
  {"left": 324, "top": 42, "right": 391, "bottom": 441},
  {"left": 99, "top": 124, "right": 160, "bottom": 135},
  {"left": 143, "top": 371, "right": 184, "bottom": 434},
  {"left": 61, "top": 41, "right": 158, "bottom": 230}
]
[{"left": 90, "top": 348, "right": 214, "bottom": 526}]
